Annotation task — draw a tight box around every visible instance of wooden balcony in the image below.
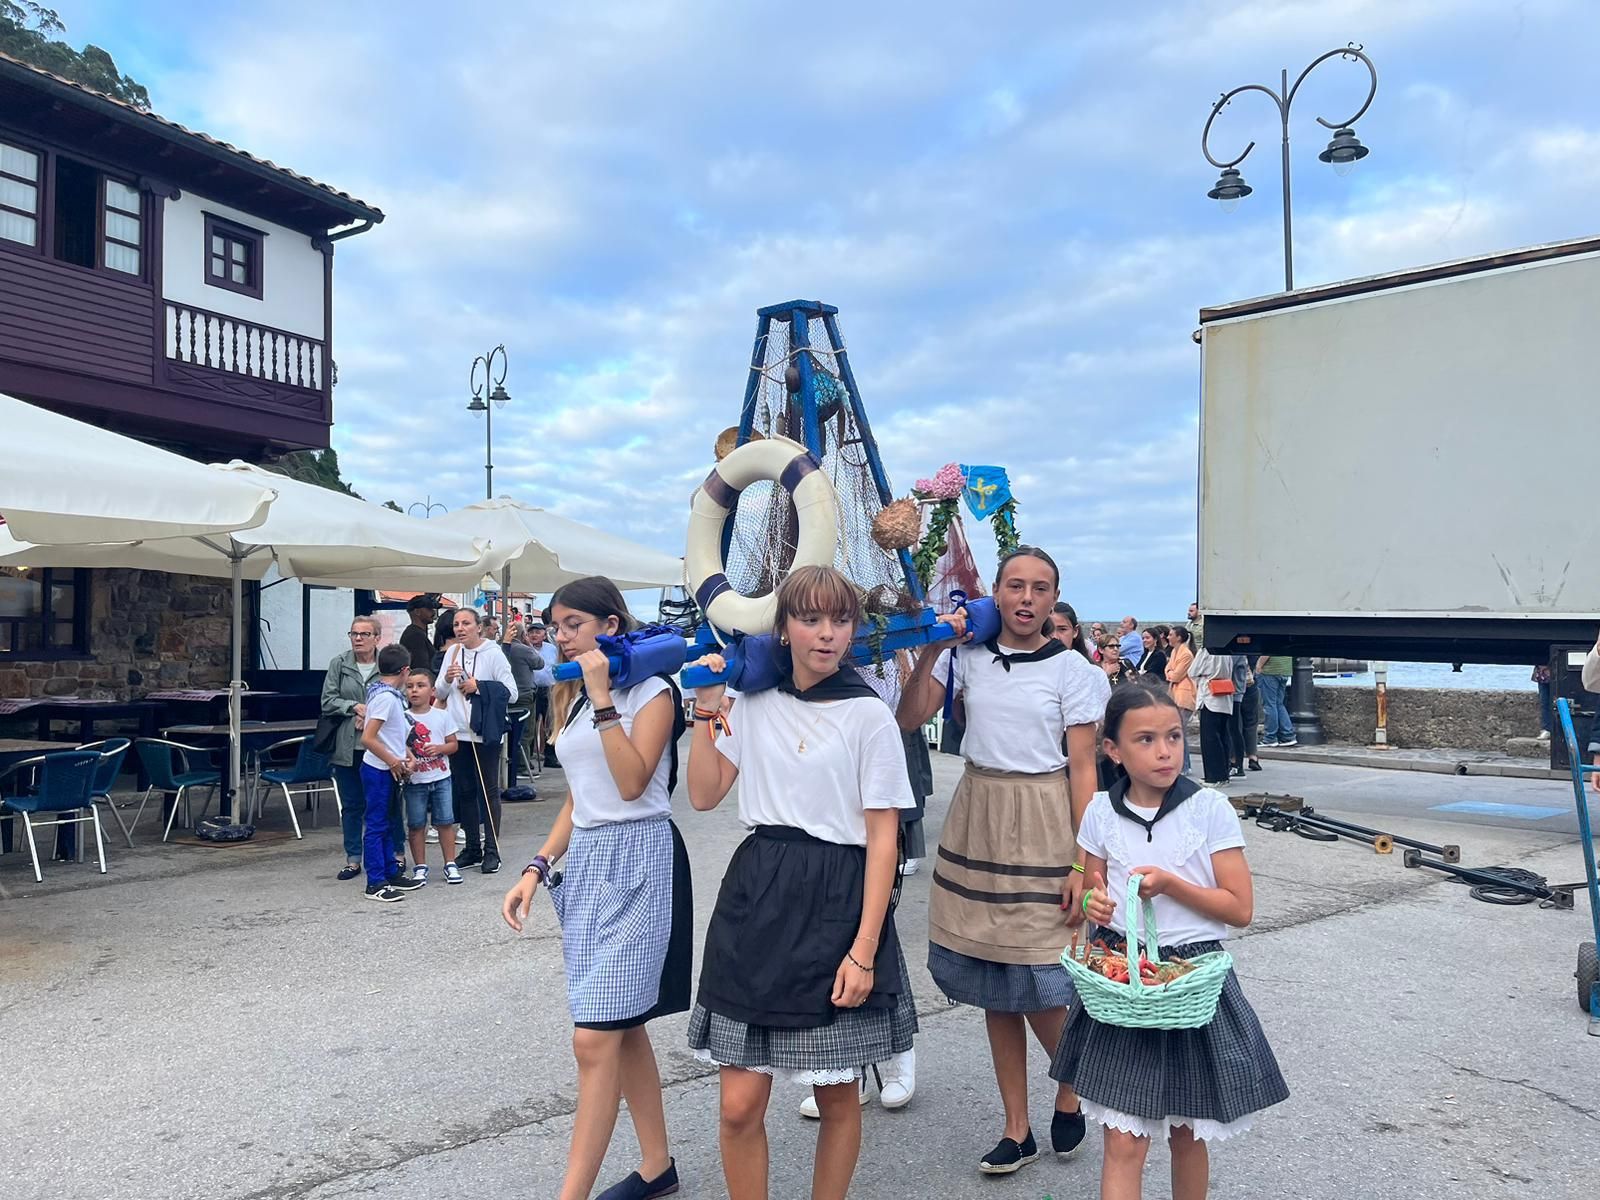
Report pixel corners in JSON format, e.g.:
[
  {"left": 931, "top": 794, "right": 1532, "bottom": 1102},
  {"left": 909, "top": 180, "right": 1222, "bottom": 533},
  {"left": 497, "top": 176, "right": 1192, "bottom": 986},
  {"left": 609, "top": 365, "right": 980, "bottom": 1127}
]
[
  {"left": 163, "top": 301, "right": 328, "bottom": 415},
  {"left": 0, "top": 249, "right": 331, "bottom": 452}
]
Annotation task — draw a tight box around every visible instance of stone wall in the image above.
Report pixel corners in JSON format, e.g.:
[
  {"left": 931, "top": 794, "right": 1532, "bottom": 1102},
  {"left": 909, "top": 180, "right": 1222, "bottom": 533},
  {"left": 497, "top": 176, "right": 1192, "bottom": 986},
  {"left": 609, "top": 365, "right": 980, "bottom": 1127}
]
[
  {"left": 1312, "top": 686, "right": 1541, "bottom": 750},
  {"left": 0, "top": 568, "right": 232, "bottom": 703}
]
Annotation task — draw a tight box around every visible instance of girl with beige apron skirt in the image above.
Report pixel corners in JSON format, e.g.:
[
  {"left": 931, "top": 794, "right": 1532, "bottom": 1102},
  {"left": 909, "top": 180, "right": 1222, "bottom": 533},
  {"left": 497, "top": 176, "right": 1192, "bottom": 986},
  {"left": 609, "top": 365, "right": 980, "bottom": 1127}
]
[{"left": 899, "top": 547, "right": 1111, "bottom": 1178}]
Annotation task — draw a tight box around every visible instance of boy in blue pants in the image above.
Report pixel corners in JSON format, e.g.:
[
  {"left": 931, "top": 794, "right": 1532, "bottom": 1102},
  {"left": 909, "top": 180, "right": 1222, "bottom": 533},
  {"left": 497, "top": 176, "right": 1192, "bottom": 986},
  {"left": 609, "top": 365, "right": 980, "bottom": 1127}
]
[{"left": 359, "top": 644, "right": 425, "bottom": 903}]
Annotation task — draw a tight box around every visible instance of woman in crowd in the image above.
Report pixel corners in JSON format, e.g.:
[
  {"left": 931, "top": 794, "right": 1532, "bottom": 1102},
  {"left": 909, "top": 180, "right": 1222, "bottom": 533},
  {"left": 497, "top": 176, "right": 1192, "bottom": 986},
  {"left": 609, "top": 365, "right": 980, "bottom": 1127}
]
[
  {"left": 501, "top": 576, "right": 691, "bottom": 1200},
  {"left": 901, "top": 547, "right": 1110, "bottom": 1177},
  {"left": 435, "top": 607, "right": 518, "bottom": 874},
  {"left": 686, "top": 565, "right": 916, "bottom": 1200},
  {"left": 320, "top": 614, "right": 387, "bottom": 881},
  {"left": 1165, "top": 626, "right": 1197, "bottom": 774},
  {"left": 430, "top": 606, "right": 460, "bottom": 676},
  {"left": 1138, "top": 625, "right": 1169, "bottom": 683},
  {"left": 1098, "top": 639, "right": 1136, "bottom": 687},
  {"left": 1189, "top": 642, "right": 1237, "bottom": 787}
]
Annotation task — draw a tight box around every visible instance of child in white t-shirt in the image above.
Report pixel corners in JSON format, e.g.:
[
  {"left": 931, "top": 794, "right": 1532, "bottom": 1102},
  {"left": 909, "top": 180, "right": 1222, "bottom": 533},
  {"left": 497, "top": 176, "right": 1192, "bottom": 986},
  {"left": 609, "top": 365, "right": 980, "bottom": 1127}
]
[
  {"left": 403, "top": 669, "right": 461, "bottom": 885},
  {"left": 358, "top": 645, "right": 425, "bottom": 903}
]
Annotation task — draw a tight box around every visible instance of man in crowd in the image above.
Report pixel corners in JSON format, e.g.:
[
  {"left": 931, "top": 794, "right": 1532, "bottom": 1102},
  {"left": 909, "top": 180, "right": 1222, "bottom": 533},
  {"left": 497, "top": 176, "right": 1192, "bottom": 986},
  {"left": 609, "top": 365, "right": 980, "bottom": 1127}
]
[
  {"left": 399, "top": 595, "right": 438, "bottom": 670},
  {"left": 1118, "top": 615, "right": 1143, "bottom": 667}
]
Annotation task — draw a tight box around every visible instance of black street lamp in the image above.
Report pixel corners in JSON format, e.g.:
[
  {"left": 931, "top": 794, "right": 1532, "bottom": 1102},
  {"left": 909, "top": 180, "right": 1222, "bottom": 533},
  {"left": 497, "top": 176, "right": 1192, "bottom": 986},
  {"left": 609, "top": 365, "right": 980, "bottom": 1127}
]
[
  {"left": 1201, "top": 43, "right": 1378, "bottom": 290},
  {"left": 468, "top": 344, "right": 511, "bottom": 500},
  {"left": 1201, "top": 43, "right": 1379, "bottom": 745}
]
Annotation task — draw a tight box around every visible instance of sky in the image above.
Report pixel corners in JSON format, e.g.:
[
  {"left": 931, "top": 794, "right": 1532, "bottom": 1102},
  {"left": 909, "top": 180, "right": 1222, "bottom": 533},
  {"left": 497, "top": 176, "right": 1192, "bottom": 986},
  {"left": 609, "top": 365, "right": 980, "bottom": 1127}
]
[{"left": 64, "top": 0, "right": 1600, "bottom": 617}]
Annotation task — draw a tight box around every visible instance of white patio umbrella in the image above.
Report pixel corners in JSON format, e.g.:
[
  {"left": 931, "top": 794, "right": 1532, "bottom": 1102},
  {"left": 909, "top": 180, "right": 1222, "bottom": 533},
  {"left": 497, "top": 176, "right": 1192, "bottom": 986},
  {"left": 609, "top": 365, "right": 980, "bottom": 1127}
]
[
  {"left": 0, "top": 461, "right": 489, "bottom": 813},
  {"left": 0, "top": 393, "right": 276, "bottom": 544},
  {"left": 298, "top": 497, "right": 683, "bottom": 594}
]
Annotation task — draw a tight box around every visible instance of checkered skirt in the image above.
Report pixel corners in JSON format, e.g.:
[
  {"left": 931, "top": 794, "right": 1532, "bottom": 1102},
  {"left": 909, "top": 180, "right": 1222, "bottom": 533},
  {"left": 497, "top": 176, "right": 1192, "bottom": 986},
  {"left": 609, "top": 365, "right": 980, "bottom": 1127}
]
[
  {"left": 1049, "top": 933, "right": 1289, "bottom": 1127},
  {"left": 928, "top": 943, "right": 1075, "bottom": 1012},
  {"left": 687, "top": 944, "right": 918, "bottom": 1081},
  {"left": 549, "top": 815, "right": 687, "bottom": 1026}
]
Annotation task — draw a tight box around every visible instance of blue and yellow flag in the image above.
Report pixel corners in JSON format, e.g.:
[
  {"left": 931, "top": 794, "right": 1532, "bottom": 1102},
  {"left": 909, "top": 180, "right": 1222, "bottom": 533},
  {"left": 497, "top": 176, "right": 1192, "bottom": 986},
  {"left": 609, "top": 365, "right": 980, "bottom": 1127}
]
[{"left": 959, "top": 464, "right": 1012, "bottom": 519}]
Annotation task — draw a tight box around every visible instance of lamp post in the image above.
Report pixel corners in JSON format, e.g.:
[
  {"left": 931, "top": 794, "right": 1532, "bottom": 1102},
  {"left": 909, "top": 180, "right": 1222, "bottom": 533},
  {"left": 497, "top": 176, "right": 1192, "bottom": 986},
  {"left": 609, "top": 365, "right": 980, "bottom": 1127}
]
[
  {"left": 1201, "top": 43, "right": 1377, "bottom": 746},
  {"left": 467, "top": 343, "right": 511, "bottom": 501},
  {"left": 407, "top": 496, "right": 447, "bottom": 519}
]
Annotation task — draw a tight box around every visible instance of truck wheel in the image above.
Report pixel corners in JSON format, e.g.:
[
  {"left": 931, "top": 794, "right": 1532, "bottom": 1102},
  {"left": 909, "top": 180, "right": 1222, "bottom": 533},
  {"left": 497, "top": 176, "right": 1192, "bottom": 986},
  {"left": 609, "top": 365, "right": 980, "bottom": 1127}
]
[{"left": 1579, "top": 942, "right": 1599, "bottom": 1014}]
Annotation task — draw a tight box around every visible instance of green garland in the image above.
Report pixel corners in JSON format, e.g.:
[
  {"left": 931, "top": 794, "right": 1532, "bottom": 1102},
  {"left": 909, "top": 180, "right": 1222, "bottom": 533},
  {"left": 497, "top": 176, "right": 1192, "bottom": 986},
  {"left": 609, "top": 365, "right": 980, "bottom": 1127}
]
[
  {"left": 911, "top": 498, "right": 958, "bottom": 591},
  {"left": 863, "top": 611, "right": 891, "bottom": 677},
  {"left": 990, "top": 498, "right": 1020, "bottom": 559}
]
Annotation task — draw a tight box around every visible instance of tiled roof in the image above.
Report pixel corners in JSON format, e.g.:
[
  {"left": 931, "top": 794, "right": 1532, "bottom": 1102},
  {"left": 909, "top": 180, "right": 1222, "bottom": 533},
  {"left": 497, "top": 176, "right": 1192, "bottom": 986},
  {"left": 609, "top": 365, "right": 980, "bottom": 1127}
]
[{"left": 0, "top": 49, "right": 383, "bottom": 223}]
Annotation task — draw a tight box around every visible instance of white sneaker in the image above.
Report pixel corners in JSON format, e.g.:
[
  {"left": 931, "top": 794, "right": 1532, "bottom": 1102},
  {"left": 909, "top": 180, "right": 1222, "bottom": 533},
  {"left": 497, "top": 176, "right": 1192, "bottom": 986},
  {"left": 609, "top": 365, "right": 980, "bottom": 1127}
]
[
  {"left": 426, "top": 826, "right": 440, "bottom": 843},
  {"left": 876, "top": 1048, "right": 915, "bottom": 1109},
  {"left": 1537, "top": 729, "right": 1551, "bottom": 741},
  {"left": 798, "top": 1074, "right": 869, "bottom": 1119},
  {"left": 413, "top": 865, "right": 429, "bottom": 885},
  {"left": 899, "top": 857, "right": 922, "bottom": 877}
]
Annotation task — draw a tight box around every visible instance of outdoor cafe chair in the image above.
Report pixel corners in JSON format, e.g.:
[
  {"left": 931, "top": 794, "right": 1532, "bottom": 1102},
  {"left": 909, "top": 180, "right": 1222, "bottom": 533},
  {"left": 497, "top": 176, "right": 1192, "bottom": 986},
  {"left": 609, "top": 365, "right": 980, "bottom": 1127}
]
[
  {"left": 78, "top": 738, "right": 134, "bottom": 848},
  {"left": 133, "top": 738, "right": 223, "bottom": 843},
  {"left": 0, "top": 749, "right": 106, "bottom": 883},
  {"left": 252, "top": 736, "right": 333, "bottom": 839}
]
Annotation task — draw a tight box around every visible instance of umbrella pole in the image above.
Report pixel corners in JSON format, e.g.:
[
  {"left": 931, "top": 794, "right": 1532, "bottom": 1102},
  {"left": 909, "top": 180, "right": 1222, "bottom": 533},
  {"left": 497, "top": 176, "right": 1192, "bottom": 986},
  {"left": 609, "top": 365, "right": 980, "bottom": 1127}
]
[
  {"left": 229, "top": 552, "right": 244, "bottom": 821},
  {"left": 500, "top": 563, "right": 511, "bottom": 794}
]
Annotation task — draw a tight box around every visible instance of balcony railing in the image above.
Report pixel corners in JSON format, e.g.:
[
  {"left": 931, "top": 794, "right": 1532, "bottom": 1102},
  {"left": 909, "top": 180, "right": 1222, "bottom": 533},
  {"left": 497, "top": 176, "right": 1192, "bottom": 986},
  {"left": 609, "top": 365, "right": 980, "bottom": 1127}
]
[{"left": 165, "top": 302, "right": 324, "bottom": 392}]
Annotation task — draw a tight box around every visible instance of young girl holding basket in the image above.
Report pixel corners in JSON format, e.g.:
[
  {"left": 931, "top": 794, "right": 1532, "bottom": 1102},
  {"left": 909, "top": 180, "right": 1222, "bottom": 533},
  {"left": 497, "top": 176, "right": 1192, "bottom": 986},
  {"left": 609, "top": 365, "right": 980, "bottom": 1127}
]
[{"left": 1054, "top": 686, "right": 1287, "bottom": 1199}]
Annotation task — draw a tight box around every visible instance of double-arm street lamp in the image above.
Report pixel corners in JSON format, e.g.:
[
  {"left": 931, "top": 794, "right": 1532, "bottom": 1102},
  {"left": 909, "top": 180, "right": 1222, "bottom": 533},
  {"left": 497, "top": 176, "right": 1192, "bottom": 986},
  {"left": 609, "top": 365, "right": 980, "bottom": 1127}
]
[
  {"left": 1201, "top": 44, "right": 1379, "bottom": 744},
  {"left": 467, "top": 344, "right": 511, "bottom": 500}
]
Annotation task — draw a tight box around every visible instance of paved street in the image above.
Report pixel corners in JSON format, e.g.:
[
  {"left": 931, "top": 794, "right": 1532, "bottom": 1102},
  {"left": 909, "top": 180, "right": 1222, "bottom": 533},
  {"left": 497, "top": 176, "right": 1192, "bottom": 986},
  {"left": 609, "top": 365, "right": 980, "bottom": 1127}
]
[{"left": 1, "top": 750, "right": 1596, "bottom": 1200}]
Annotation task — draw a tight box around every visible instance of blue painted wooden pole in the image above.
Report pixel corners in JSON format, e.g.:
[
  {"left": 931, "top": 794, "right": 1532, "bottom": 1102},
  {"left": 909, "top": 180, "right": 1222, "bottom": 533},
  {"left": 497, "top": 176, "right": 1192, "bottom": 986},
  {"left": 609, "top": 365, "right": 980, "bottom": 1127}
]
[
  {"left": 789, "top": 308, "right": 824, "bottom": 458},
  {"left": 823, "top": 311, "right": 924, "bottom": 603}
]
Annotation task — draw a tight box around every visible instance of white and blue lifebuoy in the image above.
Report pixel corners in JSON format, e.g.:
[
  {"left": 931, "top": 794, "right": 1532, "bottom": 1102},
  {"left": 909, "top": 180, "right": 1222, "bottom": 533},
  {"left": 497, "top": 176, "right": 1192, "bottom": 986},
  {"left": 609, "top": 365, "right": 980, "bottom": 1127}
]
[{"left": 686, "top": 434, "right": 839, "bottom": 635}]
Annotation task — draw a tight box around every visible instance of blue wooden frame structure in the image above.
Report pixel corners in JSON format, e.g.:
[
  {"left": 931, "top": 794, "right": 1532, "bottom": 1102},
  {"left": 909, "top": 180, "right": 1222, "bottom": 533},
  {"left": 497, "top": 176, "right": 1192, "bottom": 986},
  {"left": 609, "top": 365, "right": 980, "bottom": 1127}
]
[{"left": 683, "top": 301, "right": 979, "bottom": 687}]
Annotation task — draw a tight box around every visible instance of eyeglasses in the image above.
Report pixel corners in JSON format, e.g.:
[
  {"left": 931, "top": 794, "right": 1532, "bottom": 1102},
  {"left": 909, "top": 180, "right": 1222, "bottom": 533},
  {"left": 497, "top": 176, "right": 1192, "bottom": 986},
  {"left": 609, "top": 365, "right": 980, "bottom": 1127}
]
[
  {"left": 347, "top": 631, "right": 375, "bottom": 638},
  {"left": 553, "top": 616, "right": 600, "bottom": 635}
]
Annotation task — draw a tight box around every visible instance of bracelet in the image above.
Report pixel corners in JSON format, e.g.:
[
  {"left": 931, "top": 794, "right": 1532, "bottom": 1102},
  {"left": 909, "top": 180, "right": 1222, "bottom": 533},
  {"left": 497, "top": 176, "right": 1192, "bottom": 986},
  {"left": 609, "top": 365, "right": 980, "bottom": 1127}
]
[
  {"left": 523, "top": 854, "right": 550, "bottom": 881},
  {"left": 1070, "top": 862, "right": 1086, "bottom": 875},
  {"left": 854, "top": 933, "right": 879, "bottom": 944},
  {"left": 845, "top": 952, "right": 875, "bottom": 972},
  {"left": 594, "top": 718, "right": 622, "bottom": 733},
  {"left": 591, "top": 705, "right": 620, "bottom": 725},
  {"left": 1081, "top": 891, "right": 1093, "bottom": 917},
  {"left": 692, "top": 706, "right": 722, "bottom": 721}
]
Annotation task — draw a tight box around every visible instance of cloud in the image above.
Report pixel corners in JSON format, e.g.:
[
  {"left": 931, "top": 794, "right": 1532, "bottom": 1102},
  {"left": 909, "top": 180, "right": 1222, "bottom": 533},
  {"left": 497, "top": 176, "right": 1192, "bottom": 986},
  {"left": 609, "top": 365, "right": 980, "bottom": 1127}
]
[{"left": 101, "top": 0, "right": 1600, "bottom": 619}]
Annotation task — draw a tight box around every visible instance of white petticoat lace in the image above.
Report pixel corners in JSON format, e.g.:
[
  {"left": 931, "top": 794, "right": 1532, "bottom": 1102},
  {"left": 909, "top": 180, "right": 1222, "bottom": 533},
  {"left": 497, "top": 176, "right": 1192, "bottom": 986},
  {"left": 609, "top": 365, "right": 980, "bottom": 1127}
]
[
  {"left": 1083, "top": 1099, "right": 1255, "bottom": 1143},
  {"left": 692, "top": 1048, "right": 859, "bottom": 1087}
]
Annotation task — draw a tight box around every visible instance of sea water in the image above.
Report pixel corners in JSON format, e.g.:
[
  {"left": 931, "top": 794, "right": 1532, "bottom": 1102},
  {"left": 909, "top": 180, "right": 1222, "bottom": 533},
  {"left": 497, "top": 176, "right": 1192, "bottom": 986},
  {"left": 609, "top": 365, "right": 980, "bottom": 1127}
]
[{"left": 1317, "top": 662, "right": 1535, "bottom": 691}]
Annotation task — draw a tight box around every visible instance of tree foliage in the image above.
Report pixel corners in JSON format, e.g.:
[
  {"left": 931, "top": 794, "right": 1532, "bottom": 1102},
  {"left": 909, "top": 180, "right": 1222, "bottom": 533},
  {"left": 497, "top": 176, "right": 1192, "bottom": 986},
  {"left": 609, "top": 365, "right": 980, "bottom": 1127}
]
[
  {"left": 267, "top": 448, "right": 361, "bottom": 498},
  {"left": 0, "top": 2, "right": 151, "bottom": 110}
]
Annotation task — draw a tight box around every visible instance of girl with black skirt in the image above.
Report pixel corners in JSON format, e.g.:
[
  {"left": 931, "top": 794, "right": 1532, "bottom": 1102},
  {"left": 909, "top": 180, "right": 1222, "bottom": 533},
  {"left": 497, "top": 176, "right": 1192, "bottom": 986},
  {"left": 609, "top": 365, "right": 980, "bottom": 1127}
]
[
  {"left": 686, "top": 565, "right": 916, "bottom": 1200},
  {"left": 1054, "top": 686, "right": 1288, "bottom": 1199},
  {"left": 501, "top": 576, "right": 692, "bottom": 1200}
]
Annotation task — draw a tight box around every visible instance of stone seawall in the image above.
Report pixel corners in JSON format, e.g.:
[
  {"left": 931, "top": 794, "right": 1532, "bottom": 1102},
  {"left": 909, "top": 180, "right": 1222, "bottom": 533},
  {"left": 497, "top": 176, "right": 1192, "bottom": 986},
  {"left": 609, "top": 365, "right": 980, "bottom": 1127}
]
[{"left": 1312, "top": 686, "right": 1541, "bottom": 750}]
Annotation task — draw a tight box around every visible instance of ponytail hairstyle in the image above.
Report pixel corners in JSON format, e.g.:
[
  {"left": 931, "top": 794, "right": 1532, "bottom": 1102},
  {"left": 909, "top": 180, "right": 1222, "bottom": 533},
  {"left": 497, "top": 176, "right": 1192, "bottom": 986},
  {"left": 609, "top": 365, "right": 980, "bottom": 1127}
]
[
  {"left": 1170, "top": 625, "right": 1192, "bottom": 647},
  {"left": 1049, "top": 600, "right": 1092, "bottom": 658},
  {"left": 547, "top": 576, "right": 636, "bottom": 744}
]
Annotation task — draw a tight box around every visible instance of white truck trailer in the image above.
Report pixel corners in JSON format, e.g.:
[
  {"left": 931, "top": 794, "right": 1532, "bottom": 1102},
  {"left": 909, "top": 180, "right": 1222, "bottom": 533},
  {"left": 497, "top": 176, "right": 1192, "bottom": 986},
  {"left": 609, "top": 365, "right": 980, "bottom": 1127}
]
[{"left": 1197, "top": 234, "right": 1600, "bottom": 663}]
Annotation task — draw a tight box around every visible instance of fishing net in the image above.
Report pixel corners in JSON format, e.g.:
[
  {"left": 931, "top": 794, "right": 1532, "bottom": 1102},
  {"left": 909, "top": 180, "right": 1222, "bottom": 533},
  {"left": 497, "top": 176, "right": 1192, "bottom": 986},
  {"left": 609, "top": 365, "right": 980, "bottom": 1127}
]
[{"left": 721, "top": 314, "right": 911, "bottom": 606}]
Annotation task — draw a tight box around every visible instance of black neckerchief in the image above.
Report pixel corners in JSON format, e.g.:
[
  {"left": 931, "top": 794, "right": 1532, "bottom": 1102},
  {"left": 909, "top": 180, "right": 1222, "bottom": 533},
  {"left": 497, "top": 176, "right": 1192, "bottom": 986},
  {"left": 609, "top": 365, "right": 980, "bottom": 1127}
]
[
  {"left": 777, "top": 662, "right": 880, "bottom": 702},
  {"left": 984, "top": 636, "right": 1068, "bottom": 672},
  {"left": 1107, "top": 775, "right": 1203, "bottom": 842}
]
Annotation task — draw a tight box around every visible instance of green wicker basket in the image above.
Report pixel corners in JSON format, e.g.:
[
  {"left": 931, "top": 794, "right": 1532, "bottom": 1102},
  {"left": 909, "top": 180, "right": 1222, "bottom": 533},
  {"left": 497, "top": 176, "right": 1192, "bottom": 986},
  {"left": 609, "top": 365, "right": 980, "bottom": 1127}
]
[{"left": 1061, "top": 873, "right": 1233, "bottom": 1030}]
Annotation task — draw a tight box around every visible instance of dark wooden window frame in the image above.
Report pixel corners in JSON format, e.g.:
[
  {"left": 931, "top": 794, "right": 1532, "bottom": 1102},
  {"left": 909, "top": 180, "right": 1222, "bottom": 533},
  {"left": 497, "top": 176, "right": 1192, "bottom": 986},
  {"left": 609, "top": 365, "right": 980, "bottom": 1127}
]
[
  {"left": 204, "top": 212, "right": 265, "bottom": 300},
  {"left": 0, "top": 127, "right": 150, "bottom": 284},
  {"left": 0, "top": 133, "right": 44, "bottom": 250},
  {"left": 0, "top": 568, "right": 93, "bottom": 661},
  {"left": 101, "top": 175, "right": 142, "bottom": 277}
]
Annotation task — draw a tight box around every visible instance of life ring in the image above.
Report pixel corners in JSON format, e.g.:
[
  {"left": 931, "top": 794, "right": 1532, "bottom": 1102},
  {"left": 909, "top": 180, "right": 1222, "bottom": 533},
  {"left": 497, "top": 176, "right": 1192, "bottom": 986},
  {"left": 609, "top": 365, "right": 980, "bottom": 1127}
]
[{"left": 686, "top": 434, "right": 839, "bottom": 635}]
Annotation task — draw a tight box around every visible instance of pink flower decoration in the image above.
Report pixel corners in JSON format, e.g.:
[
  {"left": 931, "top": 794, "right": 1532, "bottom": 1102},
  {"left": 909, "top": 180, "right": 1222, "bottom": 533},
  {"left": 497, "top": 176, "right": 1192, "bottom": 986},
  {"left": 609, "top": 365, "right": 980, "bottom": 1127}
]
[{"left": 914, "top": 462, "right": 967, "bottom": 500}]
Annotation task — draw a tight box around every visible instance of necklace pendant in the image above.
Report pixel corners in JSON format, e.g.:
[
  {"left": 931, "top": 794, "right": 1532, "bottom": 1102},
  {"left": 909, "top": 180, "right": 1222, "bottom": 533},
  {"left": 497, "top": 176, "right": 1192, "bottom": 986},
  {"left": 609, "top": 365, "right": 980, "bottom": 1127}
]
[{"left": 798, "top": 739, "right": 807, "bottom": 753}]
